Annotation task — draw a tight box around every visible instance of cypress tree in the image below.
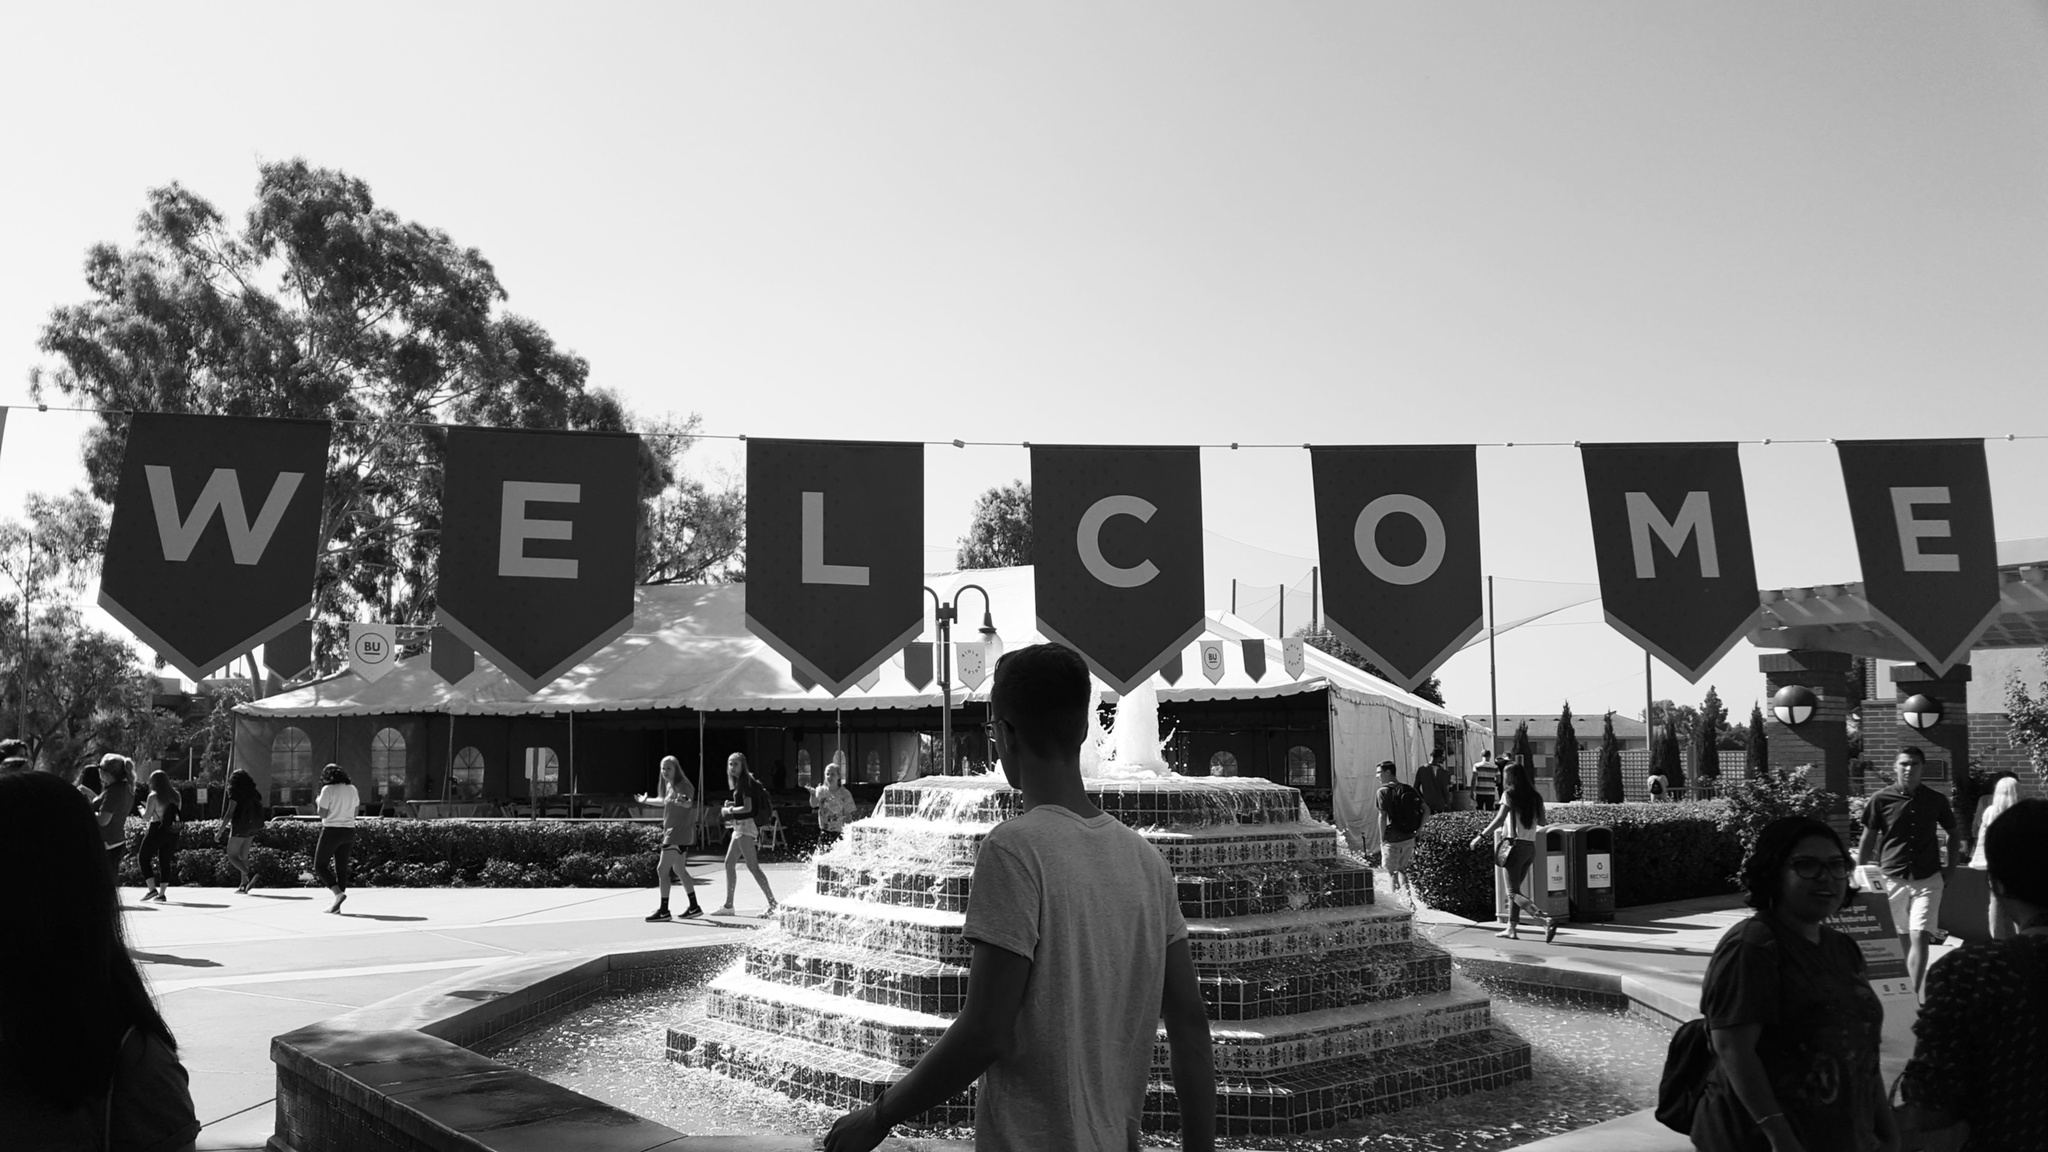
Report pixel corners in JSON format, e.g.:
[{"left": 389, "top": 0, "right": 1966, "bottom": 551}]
[
  {"left": 1746, "top": 702, "right": 1768, "bottom": 775},
  {"left": 1554, "top": 704, "right": 1582, "bottom": 802},
  {"left": 1694, "top": 686, "right": 1724, "bottom": 793},
  {"left": 1598, "top": 712, "right": 1624, "bottom": 802},
  {"left": 1659, "top": 719, "right": 1686, "bottom": 793}
]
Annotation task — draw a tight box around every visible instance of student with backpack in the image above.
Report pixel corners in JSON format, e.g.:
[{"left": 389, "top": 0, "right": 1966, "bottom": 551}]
[
  {"left": 136, "top": 770, "right": 182, "bottom": 903},
  {"left": 1375, "top": 761, "right": 1424, "bottom": 894},
  {"left": 1467, "top": 760, "right": 1561, "bottom": 943}
]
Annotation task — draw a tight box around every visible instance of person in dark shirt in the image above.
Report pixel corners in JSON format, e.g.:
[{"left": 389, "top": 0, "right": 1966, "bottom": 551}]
[
  {"left": 1857, "top": 745, "right": 1956, "bottom": 997},
  {"left": 1898, "top": 797, "right": 2048, "bottom": 1151},
  {"left": 1415, "top": 752, "right": 1452, "bottom": 815}
]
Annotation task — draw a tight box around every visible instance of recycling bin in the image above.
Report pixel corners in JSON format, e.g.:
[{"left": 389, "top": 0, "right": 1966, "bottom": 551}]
[
  {"left": 1556, "top": 824, "right": 1616, "bottom": 922},
  {"left": 1494, "top": 828, "right": 1574, "bottom": 922}
]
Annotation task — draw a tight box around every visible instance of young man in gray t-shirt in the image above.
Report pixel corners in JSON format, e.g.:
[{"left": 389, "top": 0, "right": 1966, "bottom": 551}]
[{"left": 826, "top": 643, "right": 1215, "bottom": 1152}]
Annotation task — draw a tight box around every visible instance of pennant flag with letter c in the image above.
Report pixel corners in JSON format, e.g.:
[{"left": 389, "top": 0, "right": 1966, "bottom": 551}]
[
  {"left": 1581, "top": 442, "right": 1760, "bottom": 682},
  {"left": 1031, "top": 446, "right": 1205, "bottom": 693},
  {"left": 437, "top": 426, "right": 642, "bottom": 693},
  {"left": 1837, "top": 439, "right": 2000, "bottom": 674},
  {"left": 99, "top": 413, "right": 331, "bottom": 681},
  {"left": 745, "top": 438, "right": 925, "bottom": 694},
  {"left": 1311, "top": 445, "right": 1482, "bottom": 692}
]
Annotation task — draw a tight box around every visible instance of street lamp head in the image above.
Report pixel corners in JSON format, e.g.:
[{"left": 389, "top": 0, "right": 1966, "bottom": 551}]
[
  {"left": 1771, "top": 684, "right": 1818, "bottom": 727},
  {"left": 1899, "top": 693, "right": 1943, "bottom": 731}
]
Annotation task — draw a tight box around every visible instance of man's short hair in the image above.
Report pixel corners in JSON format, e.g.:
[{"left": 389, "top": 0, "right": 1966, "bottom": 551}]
[
  {"left": 1897, "top": 745, "right": 1926, "bottom": 764},
  {"left": 991, "top": 644, "right": 1091, "bottom": 757},
  {"left": 1376, "top": 761, "right": 1397, "bottom": 775}
]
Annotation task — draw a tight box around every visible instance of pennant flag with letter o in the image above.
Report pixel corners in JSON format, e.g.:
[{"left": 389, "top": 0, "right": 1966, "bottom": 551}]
[
  {"left": 1031, "top": 446, "right": 1205, "bottom": 693},
  {"left": 99, "top": 413, "right": 331, "bottom": 681},
  {"left": 745, "top": 438, "right": 924, "bottom": 694},
  {"left": 1582, "top": 442, "right": 1759, "bottom": 682},
  {"left": 437, "top": 426, "right": 642, "bottom": 693},
  {"left": 1311, "top": 445, "right": 1482, "bottom": 692},
  {"left": 1837, "top": 439, "right": 1999, "bottom": 674}
]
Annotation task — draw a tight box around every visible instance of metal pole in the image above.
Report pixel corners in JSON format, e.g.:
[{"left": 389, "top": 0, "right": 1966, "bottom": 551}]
[
  {"left": 1645, "top": 649, "right": 1654, "bottom": 754},
  {"left": 1310, "top": 566, "right": 1318, "bottom": 631},
  {"left": 18, "top": 532, "right": 30, "bottom": 747},
  {"left": 1487, "top": 575, "right": 1499, "bottom": 755},
  {"left": 444, "top": 712, "right": 455, "bottom": 805},
  {"left": 1231, "top": 579, "right": 1236, "bottom": 616},
  {"left": 568, "top": 710, "right": 576, "bottom": 814},
  {"left": 939, "top": 611, "right": 953, "bottom": 775},
  {"left": 1279, "top": 583, "right": 1285, "bottom": 637}
]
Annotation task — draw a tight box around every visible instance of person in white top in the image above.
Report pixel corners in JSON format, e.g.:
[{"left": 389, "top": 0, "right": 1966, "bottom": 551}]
[
  {"left": 1469, "top": 760, "right": 1562, "bottom": 944},
  {"left": 808, "top": 756, "right": 857, "bottom": 846},
  {"left": 313, "top": 764, "right": 360, "bottom": 914},
  {"left": 1970, "top": 775, "right": 2023, "bottom": 939}
]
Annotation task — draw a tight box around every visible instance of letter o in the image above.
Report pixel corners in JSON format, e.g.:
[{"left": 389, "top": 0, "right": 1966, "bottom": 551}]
[
  {"left": 1353, "top": 494, "right": 1446, "bottom": 586},
  {"left": 1077, "top": 495, "right": 1161, "bottom": 589}
]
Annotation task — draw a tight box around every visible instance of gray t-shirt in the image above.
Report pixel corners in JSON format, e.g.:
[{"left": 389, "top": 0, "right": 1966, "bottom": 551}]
[{"left": 960, "top": 804, "right": 1187, "bottom": 1152}]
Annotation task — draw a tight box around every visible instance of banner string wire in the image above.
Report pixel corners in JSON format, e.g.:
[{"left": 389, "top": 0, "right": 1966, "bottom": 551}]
[{"left": 7, "top": 402, "right": 2047, "bottom": 448}]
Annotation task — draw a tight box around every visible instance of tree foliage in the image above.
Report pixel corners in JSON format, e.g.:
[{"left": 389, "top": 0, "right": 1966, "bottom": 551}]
[
  {"left": 1597, "top": 712, "right": 1625, "bottom": 802},
  {"left": 0, "top": 601, "right": 174, "bottom": 772},
  {"left": 1511, "top": 720, "right": 1533, "bottom": 772},
  {"left": 1719, "top": 763, "right": 1839, "bottom": 886},
  {"left": 1745, "top": 702, "right": 1769, "bottom": 774},
  {"left": 956, "top": 481, "right": 1033, "bottom": 570},
  {"left": 1295, "top": 627, "right": 1445, "bottom": 707},
  {"left": 1694, "top": 685, "right": 1725, "bottom": 783},
  {"left": 1553, "top": 703, "right": 1582, "bottom": 802},
  {"left": 30, "top": 160, "right": 740, "bottom": 662},
  {"left": 2007, "top": 653, "right": 2048, "bottom": 781},
  {"left": 1655, "top": 718, "right": 1686, "bottom": 790}
]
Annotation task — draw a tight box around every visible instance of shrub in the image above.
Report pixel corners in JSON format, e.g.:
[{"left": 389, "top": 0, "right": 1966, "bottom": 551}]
[
  {"left": 1409, "top": 811, "right": 1497, "bottom": 919},
  {"left": 1717, "top": 764, "right": 1837, "bottom": 887}
]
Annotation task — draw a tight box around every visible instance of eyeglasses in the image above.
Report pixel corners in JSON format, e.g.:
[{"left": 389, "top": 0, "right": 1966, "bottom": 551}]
[{"left": 1788, "top": 856, "right": 1850, "bottom": 880}]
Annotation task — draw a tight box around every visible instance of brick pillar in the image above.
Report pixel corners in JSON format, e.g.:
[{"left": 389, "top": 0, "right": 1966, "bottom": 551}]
[
  {"left": 1889, "top": 662, "right": 1971, "bottom": 800},
  {"left": 1760, "top": 650, "right": 1854, "bottom": 840}
]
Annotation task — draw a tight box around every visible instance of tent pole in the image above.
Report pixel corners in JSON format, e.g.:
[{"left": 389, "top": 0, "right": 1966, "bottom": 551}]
[
  {"left": 696, "top": 711, "right": 705, "bottom": 811},
  {"left": 1487, "top": 575, "right": 1498, "bottom": 758},
  {"left": 444, "top": 712, "right": 454, "bottom": 805},
  {"left": 1231, "top": 579, "right": 1236, "bottom": 616},
  {"left": 568, "top": 710, "right": 576, "bottom": 814}
]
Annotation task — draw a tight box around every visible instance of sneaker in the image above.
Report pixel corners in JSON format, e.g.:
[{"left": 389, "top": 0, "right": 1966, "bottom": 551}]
[
  {"left": 328, "top": 892, "right": 347, "bottom": 914},
  {"left": 645, "top": 907, "right": 673, "bottom": 922},
  {"left": 712, "top": 905, "right": 736, "bottom": 917},
  {"left": 681, "top": 904, "right": 704, "bottom": 919},
  {"left": 758, "top": 903, "right": 779, "bottom": 919}
]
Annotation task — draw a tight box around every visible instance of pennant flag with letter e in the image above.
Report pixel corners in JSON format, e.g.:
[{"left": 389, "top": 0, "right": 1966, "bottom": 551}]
[
  {"left": 1031, "top": 445, "right": 1205, "bottom": 693},
  {"left": 902, "top": 643, "right": 934, "bottom": 690},
  {"left": 1242, "top": 639, "right": 1268, "bottom": 681},
  {"left": 956, "top": 641, "right": 988, "bottom": 690},
  {"left": 1837, "top": 439, "right": 1999, "bottom": 674},
  {"left": 430, "top": 626, "right": 475, "bottom": 684},
  {"left": 263, "top": 620, "right": 313, "bottom": 681},
  {"left": 1282, "top": 636, "right": 1306, "bottom": 679},
  {"left": 437, "top": 427, "right": 641, "bottom": 693},
  {"left": 99, "top": 413, "right": 331, "bottom": 682},
  {"left": 1200, "top": 639, "right": 1226, "bottom": 683},
  {"left": 1582, "top": 442, "right": 1760, "bottom": 682},
  {"left": 1311, "top": 445, "right": 1482, "bottom": 692},
  {"left": 349, "top": 622, "right": 398, "bottom": 682},
  {"left": 745, "top": 438, "right": 924, "bottom": 694}
]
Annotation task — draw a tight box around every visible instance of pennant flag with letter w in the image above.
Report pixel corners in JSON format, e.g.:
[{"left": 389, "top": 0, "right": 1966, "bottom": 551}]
[
  {"left": 1581, "top": 442, "right": 1760, "bottom": 682},
  {"left": 1311, "top": 445, "right": 1482, "bottom": 692},
  {"left": 1031, "top": 445, "right": 1204, "bottom": 693},
  {"left": 1837, "top": 439, "right": 2000, "bottom": 674},
  {"left": 99, "top": 413, "right": 331, "bottom": 681},
  {"left": 744, "top": 438, "right": 925, "bottom": 694},
  {"left": 437, "top": 426, "right": 642, "bottom": 694}
]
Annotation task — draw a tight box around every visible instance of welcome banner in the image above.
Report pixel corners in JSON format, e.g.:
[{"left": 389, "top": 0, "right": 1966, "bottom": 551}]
[{"left": 1837, "top": 439, "right": 2000, "bottom": 675}]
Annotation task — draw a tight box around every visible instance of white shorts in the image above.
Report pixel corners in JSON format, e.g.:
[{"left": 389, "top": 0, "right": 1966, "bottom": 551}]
[
  {"left": 731, "top": 818, "right": 758, "bottom": 840},
  {"left": 1886, "top": 872, "right": 1944, "bottom": 938},
  {"left": 1382, "top": 838, "right": 1415, "bottom": 872}
]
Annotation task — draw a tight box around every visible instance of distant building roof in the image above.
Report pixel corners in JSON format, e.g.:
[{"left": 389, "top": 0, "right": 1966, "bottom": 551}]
[{"left": 1463, "top": 713, "right": 1649, "bottom": 741}]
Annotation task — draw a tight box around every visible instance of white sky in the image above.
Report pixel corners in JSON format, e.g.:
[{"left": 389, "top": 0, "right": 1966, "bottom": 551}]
[{"left": 3, "top": 3, "right": 2045, "bottom": 717}]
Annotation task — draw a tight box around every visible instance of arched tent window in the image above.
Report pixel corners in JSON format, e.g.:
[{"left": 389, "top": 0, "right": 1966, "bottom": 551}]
[
  {"left": 1286, "top": 746, "right": 1318, "bottom": 787},
  {"left": 451, "top": 747, "right": 486, "bottom": 799},
  {"left": 369, "top": 728, "right": 407, "bottom": 799},
  {"left": 1208, "top": 751, "right": 1238, "bottom": 777},
  {"left": 525, "top": 747, "right": 560, "bottom": 796},
  {"left": 271, "top": 727, "right": 315, "bottom": 806},
  {"left": 796, "top": 749, "right": 814, "bottom": 788}
]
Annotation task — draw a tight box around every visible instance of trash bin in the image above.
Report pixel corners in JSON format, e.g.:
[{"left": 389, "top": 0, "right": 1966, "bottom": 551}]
[
  {"left": 1554, "top": 824, "right": 1616, "bottom": 923},
  {"left": 1494, "top": 828, "right": 1574, "bottom": 922}
]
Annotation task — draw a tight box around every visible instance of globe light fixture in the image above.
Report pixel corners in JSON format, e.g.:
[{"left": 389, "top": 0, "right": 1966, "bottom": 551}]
[
  {"left": 1900, "top": 693, "right": 1944, "bottom": 731},
  {"left": 1771, "top": 684, "right": 1818, "bottom": 727}
]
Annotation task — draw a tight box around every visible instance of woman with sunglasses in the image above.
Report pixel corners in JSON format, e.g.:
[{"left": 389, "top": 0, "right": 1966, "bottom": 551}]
[{"left": 1690, "top": 816, "right": 1895, "bottom": 1151}]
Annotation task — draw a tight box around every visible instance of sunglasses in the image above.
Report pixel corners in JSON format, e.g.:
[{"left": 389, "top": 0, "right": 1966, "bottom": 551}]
[{"left": 1788, "top": 856, "right": 1850, "bottom": 880}]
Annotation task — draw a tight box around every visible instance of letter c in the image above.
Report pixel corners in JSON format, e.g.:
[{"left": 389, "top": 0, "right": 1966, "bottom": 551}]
[
  {"left": 1354, "top": 494, "right": 1446, "bottom": 586},
  {"left": 1077, "top": 495, "right": 1160, "bottom": 588}
]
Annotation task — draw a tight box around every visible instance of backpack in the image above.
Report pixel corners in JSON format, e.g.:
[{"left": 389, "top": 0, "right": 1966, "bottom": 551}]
[
  {"left": 1383, "top": 782, "right": 1424, "bottom": 836},
  {"left": 1655, "top": 1016, "right": 1714, "bottom": 1134}
]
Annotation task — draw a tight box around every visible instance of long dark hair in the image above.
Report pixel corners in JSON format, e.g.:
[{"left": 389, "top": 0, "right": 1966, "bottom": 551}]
[
  {"left": 1742, "top": 816, "right": 1855, "bottom": 913},
  {"left": 147, "top": 769, "right": 179, "bottom": 819},
  {"left": 1502, "top": 760, "right": 1544, "bottom": 829},
  {"left": 322, "top": 763, "right": 352, "bottom": 787},
  {"left": 76, "top": 761, "right": 104, "bottom": 794},
  {"left": 0, "top": 772, "right": 178, "bottom": 1108},
  {"left": 228, "top": 768, "right": 262, "bottom": 813}
]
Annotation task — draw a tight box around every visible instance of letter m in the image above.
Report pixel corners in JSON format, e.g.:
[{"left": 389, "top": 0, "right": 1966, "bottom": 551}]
[
  {"left": 1624, "top": 491, "right": 1719, "bottom": 579},
  {"left": 146, "top": 466, "right": 305, "bottom": 565}
]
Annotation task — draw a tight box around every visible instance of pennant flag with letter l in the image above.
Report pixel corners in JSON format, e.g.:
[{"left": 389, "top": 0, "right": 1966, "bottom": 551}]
[
  {"left": 956, "top": 641, "right": 988, "bottom": 690},
  {"left": 436, "top": 426, "right": 642, "bottom": 694},
  {"left": 1200, "top": 639, "right": 1226, "bottom": 683},
  {"left": 1282, "top": 636, "right": 1306, "bottom": 679},
  {"left": 430, "top": 626, "right": 475, "bottom": 684},
  {"left": 1242, "top": 639, "right": 1268, "bottom": 681},
  {"left": 263, "top": 620, "right": 313, "bottom": 681},
  {"left": 744, "top": 438, "right": 924, "bottom": 695},
  {"left": 98, "top": 413, "right": 331, "bottom": 682},
  {"left": 1581, "top": 442, "right": 1760, "bottom": 682},
  {"left": 1031, "top": 445, "right": 1205, "bottom": 693},
  {"left": 1837, "top": 439, "right": 2000, "bottom": 674},
  {"left": 902, "top": 642, "right": 934, "bottom": 690},
  {"left": 1310, "top": 445, "right": 1483, "bottom": 692},
  {"left": 349, "top": 622, "right": 399, "bottom": 682}
]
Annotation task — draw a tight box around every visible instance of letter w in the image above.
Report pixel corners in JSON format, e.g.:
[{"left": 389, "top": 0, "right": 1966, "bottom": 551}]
[
  {"left": 146, "top": 466, "right": 304, "bottom": 565},
  {"left": 1625, "top": 491, "right": 1719, "bottom": 579}
]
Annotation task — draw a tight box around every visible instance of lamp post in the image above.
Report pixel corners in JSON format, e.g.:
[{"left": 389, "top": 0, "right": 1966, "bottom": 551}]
[{"left": 924, "top": 584, "right": 1001, "bottom": 775}]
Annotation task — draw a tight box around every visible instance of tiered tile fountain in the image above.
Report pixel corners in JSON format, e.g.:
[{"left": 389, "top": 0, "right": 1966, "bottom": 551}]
[{"left": 668, "top": 683, "right": 1531, "bottom": 1138}]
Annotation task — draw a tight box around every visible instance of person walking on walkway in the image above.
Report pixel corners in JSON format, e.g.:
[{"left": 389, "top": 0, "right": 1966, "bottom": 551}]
[
  {"left": 93, "top": 753, "right": 137, "bottom": 885},
  {"left": 1967, "top": 775, "right": 2023, "bottom": 941},
  {"left": 1416, "top": 751, "right": 1452, "bottom": 816},
  {"left": 1471, "top": 752, "right": 1500, "bottom": 810},
  {"left": 1376, "top": 761, "right": 1423, "bottom": 894},
  {"left": 220, "top": 768, "right": 265, "bottom": 894},
  {"left": 1899, "top": 797, "right": 2048, "bottom": 1151},
  {"left": 313, "top": 764, "right": 359, "bottom": 914},
  {"left": 135, "top": 770, "right": 181, "bottom": 903},
  {"left": 0, "top": 771, "right": 199, "bottom": 1152},
  {"left": 643, "top": 755, "right": 703, "bottom": 922},
  {"left": 809, "top": 757, "right": 856, "bottom": 848},
  {"left": 1858, "top": 745, "right": 1956, "bottom": 997},
  {"left": 1469, "top": 760, "right": 1560, "bottom": 943},
  {"left": 714, "top": 753, "right": 778, "bottom": 918},
  {"left": 1691, "top": 815, "right": 1894, "bottom": 1152}
]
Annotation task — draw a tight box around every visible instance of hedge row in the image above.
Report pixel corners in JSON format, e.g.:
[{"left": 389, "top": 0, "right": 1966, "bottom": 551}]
[{"left": 1406, "top": 801, "right": 1741, "bottom": 921}]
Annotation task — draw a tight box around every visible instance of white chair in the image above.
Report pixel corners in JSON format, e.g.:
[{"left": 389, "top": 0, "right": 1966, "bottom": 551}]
[{"left": 758, "top": 810, "right": 785, "bottom": 852}]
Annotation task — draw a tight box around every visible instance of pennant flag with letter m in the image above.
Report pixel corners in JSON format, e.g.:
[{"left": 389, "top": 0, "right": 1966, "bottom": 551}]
[
  {"left": 1837, "top": 439, "right": 2000, "bottom": 674},
  {"left": 744, "top": 438, "right": 925, "bottom": 695},
  {"left": 437, "top": 426, "right": 642, "bottom": 694},
  {"left": 1311, "top": 445, "right": 1482, "bottom": 692},
  {"left": 1581, "top": 442, "right": 1760, "bottom": 682},
  {"left": 99, "top": 413, "right": 331, "bottom": 681},
  {"left": 1031, "top": 445, "right": 1204, "bottom": 693}
]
